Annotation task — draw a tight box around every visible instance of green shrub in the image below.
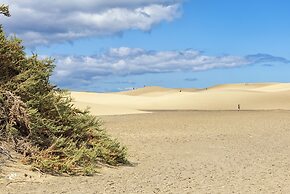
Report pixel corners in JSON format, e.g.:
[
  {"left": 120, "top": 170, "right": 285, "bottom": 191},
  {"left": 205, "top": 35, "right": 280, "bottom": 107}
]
[{"left": 0, "top": 5, "right": 128, "bottom": 175}]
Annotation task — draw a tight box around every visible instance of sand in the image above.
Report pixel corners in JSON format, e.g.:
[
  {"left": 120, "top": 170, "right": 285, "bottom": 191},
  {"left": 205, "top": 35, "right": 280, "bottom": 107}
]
[
  {"left": 1, "top": 111, "right": 290, "bottom": 193},
  {"left": 1, "top": 83, "right": 290, "bottom": 193},
  {"left": 71, "top": 83, "right": 290, "bottom": 115}
]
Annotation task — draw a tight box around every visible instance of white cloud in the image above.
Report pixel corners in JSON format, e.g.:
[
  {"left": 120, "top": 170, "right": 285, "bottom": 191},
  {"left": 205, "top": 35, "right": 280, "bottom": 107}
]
[
  {"left": 1, "top": 0, "right": 182, "bottom": 46},
  {"left": 51, "top": 47, "right": 290, "bottom": 89},
  {"left": 54, "top": 48, "right": 242, "bottom": 79}
]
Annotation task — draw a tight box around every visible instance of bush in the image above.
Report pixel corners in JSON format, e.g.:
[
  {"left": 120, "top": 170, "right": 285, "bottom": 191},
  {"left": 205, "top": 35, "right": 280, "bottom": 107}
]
[{"left": 0, "top": 7, "right": 127, "bottom": 175}]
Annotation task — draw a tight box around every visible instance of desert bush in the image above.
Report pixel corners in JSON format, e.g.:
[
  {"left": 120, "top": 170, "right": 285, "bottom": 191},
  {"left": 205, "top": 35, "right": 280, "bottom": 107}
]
[{"left": 0, "top": 5, "right": 127, "bottom": 175}]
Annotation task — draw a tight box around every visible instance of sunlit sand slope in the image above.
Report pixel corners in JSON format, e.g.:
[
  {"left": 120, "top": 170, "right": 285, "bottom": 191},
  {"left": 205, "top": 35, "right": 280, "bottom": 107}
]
[{"left": 71, "top": 83, "right": 290, "bottom": 115}]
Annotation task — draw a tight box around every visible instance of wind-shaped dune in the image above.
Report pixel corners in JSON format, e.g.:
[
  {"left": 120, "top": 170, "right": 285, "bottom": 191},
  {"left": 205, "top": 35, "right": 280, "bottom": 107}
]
[{"left": 71, "top": 83, "right": 290, "bottom": 115}]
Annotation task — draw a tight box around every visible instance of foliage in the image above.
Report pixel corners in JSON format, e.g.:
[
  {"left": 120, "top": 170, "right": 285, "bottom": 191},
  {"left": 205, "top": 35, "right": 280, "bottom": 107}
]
[
  {"left": 0, "top": 4, "right": 10, "bottom": 17},
  {"left": 0, "top": 7, "right": 127, "bottom": 175}
]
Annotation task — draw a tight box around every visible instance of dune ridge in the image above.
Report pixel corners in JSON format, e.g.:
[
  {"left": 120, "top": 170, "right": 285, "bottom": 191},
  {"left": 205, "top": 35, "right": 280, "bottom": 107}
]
[{"left": 71, "top": 83, "right": 290, "bottom": 115}]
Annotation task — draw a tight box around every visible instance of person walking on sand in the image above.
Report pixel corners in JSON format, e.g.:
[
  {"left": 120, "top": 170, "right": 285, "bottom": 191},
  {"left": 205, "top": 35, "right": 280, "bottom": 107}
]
[{"left": 237, "top": 104, "right": 241, "bottom": 111}]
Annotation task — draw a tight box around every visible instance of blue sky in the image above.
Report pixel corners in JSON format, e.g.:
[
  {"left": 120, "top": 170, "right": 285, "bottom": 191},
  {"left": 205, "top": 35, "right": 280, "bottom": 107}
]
[{"left": 2, "top": 0, "right": 290, "bottom": 92}]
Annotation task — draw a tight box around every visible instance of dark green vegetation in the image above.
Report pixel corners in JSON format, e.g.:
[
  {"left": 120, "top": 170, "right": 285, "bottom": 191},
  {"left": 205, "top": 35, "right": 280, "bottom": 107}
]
[{"left": 0, "top": 5, "right": 127, "bottom": 175}]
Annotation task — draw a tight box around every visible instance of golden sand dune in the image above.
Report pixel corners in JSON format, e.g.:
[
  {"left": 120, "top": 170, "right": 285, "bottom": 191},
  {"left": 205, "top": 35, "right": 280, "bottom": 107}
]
[
  {"left": 71, "top": 83, "right": 290, "bottom": 115},
  {"left": 118, "top": 86, "right": 201, "bottom": 96},
  {"left": 118, "top": 86, "right": 176, "bottom": 96},
  {"left": 207, "top": 83, "right": 274, "bottom": 90},
  {"left": 253, "top": 83, "right": 290, "bottom": 92}
]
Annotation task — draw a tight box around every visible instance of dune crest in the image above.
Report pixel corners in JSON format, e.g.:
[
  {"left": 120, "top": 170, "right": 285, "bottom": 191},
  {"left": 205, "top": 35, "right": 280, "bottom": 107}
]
[{"left": 71, "top": 83, "right": 290, "bottom": 115}]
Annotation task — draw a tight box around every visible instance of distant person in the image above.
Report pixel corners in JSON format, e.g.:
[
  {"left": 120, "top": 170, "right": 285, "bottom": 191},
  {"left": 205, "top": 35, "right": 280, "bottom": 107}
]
[
  {"left": 237, "top": 104, "right": 241, "bottom": 111},
  {"left": 179, "top": 90, "right": 182, "bottom": 92}
]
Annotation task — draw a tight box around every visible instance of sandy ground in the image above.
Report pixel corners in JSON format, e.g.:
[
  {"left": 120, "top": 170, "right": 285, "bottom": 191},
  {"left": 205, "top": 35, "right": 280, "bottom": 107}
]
[
  {"left": 2, "top": 83, "right": 290, "bottom": 193},
  {"left": 1, "top": 111, "right": 290, "bottom": 194}
]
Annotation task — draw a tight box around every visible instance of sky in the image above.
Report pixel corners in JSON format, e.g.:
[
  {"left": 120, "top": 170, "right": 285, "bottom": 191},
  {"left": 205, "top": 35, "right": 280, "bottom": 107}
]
[{"left": 1, "top": 0, "right": 290, "bottom": 92}]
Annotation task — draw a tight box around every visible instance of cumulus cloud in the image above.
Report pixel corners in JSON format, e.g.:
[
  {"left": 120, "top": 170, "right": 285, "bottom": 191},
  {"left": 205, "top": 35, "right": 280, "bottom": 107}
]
[
  {"left": 51, "top": 47, "right": 290, "bottom": 88},
  {"left": 1, "top": 0, "right": 182, "bottom": 46}
]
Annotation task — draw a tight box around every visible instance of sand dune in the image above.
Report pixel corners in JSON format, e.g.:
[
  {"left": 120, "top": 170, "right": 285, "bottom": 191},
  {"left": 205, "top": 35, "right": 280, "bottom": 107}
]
[
  {"left": 118, "top": 86, "right": 200, "bottom": 96},
  {"left": 207, "top": 83, "right": 275, "bottom": 90},
  {"left": 118, "top": 86, "right": 176, "bottom": 96},
  {"left": 71, "top": 83, "right": 290, "bottom": 115}
]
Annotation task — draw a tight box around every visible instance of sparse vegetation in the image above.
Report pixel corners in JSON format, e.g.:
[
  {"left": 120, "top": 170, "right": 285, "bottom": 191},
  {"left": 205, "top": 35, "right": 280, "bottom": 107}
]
[{"left": 0, "top": 4, "right": 127, "bottom": 175}]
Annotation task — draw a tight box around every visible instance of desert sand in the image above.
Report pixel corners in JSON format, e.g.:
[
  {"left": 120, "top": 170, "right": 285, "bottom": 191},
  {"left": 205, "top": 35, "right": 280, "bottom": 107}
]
[
  {"left": 71, "top": 83, "right": 290, "bottom": 115},
  {"left": 1, "top": 83, "right": 290, "bottom": 194}
]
